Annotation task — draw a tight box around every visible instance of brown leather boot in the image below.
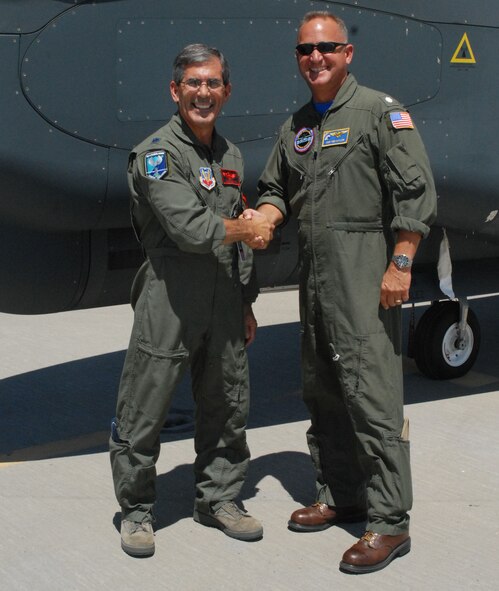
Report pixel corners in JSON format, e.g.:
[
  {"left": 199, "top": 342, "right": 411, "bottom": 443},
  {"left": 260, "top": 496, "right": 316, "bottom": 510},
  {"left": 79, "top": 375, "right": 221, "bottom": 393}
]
[
  {"left": 340, "top": 530, "right": 411, "bottom": 574},
  {"left": 288, "top": 502, "right": 367, "bottom": 532}
]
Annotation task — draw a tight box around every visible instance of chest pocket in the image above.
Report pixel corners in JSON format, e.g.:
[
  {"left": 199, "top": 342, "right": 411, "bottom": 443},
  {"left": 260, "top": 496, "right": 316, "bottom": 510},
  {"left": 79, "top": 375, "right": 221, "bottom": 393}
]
[
  {"left": 324, "top": 132, "right": 384, "bottom": 226},
  {"left": 325, "top": 132, "right": 367, "bottom": 177},
  {"left": 216, "top": 165, "right": 245, "bottom": 218}
]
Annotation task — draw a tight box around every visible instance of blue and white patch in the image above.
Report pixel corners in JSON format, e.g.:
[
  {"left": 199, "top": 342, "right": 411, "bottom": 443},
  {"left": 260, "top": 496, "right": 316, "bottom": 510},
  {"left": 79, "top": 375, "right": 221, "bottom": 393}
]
[
  {"left": 322, "top": 128, "right": 350, "bottom": 147},
  {"left": 294, "top": 127, "right": 315, "bottom": 153},
  {"left": 144, "top": 150, "right": 168, "bottom": 179},
  {"left": 199, "top": 167, "right": 216, "bottom": 191}
]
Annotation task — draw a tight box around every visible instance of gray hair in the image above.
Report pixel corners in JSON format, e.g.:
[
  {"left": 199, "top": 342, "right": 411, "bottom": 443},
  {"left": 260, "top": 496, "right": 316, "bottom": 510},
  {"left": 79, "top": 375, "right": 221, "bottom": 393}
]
[
  {"left": 298, "top": 11, "right": 349, "bottom": 42},
  {"left": 172, "top": 43, "right": 230, "bottom": 85}
]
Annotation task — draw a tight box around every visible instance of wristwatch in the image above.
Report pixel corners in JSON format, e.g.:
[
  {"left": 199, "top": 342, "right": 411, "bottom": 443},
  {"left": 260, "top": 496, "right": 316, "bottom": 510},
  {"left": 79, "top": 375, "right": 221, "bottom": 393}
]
[{"left": 391, "top": 254, "right": 413, "bottom": 270}]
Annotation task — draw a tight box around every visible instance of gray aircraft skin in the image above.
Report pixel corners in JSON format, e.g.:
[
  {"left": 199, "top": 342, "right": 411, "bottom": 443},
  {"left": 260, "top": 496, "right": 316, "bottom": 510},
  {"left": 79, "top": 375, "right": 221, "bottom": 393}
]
[{"left": 1, "top": 0, "right": 498, "bottom": 378}]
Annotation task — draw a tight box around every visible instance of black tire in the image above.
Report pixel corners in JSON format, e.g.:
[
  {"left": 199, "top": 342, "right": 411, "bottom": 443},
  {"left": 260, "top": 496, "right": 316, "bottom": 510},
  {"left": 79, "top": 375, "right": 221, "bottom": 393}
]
[{"left": 414, "top": 301, "right": 480, "bottom": 379}]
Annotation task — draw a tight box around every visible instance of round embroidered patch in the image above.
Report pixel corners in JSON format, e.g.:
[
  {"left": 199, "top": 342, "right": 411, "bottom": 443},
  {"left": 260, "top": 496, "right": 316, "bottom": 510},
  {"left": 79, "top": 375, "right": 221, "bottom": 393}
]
[{"left": 294, "top": 127, "right": 315, "bottom": 153}]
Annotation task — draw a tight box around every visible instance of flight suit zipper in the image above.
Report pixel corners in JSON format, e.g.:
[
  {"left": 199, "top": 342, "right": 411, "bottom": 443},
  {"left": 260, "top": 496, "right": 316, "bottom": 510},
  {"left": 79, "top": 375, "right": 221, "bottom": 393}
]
[
  {"left": 329, "top": 342, "right": 340, "bottom": 362},
  {"left": 323, "top": 134, "right": 365, "bottom": 368},
  {"left": 327, "top": 134, "right": 365, "bottom": 177},
  {"left": 310, "top": 121, "right": 323, "bottom": 302}
]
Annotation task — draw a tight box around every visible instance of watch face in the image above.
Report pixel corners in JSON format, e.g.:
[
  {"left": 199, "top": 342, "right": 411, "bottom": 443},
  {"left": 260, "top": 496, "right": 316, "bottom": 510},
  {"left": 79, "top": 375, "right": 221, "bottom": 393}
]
[{"left": 393, "top": 254, "right": 411, "bottom": 269}]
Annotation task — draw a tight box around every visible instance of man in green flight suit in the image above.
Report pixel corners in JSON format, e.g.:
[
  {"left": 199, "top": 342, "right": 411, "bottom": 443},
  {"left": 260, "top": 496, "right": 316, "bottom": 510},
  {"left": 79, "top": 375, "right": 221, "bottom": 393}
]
[
  {"left": 254, "top": 12, "right": 437, "bottom": 573},
  {"left": 109, "top": 44, "right": 274, "bottom": 557}
]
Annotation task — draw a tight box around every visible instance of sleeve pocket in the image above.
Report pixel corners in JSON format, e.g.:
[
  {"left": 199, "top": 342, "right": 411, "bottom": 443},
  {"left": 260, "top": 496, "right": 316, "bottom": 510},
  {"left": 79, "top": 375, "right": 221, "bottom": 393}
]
[{"left": 384, "top": 144, "right": 423, "bottom": 189}]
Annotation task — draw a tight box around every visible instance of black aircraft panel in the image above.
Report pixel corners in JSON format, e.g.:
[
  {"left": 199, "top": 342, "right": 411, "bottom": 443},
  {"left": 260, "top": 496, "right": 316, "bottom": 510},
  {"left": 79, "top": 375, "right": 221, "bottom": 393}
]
[
  {"left": 355, "top": 0, "right": 499, "bottom": 27},
  {"left": 1, "top": 0, "right": 499, "bottom": 316},
  {"left": 0, "top": 0, "right": 76, "bottom": 33}
]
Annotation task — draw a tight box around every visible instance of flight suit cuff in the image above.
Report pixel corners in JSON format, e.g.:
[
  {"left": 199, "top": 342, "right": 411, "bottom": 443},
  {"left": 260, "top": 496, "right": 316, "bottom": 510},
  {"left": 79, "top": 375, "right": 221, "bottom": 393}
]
[
  {"left": 391, "top": 216, "right": 430, "bottom": 239},
  {"left": 255, "top": 196, "right": 288, "bottom": 222}
]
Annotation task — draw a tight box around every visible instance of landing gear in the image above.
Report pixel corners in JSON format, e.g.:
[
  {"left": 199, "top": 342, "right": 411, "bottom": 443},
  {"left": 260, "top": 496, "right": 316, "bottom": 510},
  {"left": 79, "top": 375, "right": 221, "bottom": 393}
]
[{"left": 413, "top": 300, "right": 480, "bottom": 379}]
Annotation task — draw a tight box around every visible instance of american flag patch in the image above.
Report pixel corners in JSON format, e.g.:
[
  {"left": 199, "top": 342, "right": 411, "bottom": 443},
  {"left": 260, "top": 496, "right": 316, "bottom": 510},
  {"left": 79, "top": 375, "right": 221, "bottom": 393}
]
[{"left": 390, "top": 111, "right": 414, "bottom": 130}]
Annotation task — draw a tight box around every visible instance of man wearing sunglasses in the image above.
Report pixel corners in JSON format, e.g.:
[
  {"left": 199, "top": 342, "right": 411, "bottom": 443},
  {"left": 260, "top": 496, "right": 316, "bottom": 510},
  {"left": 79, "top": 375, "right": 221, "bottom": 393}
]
[
  {"left": 255, "top": 11, "right": 437, "bottom": 574},
  {"left": 110, "top": 44, "right": 273, "bottom": 557}
]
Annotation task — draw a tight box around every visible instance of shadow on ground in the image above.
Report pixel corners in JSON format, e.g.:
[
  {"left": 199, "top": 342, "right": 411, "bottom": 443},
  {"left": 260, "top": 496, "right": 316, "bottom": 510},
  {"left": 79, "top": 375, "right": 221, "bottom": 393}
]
[{"left": 1, "top": 297, "right": 497, "bottom": 461}]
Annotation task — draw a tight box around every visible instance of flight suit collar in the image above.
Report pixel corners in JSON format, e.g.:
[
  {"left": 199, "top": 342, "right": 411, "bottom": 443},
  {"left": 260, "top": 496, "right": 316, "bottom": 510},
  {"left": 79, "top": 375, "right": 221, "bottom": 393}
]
[
  {"left": 170, "top": 112, "right": 227, "bottom": 158},
  {"left": 303, "top": 74, "right": 358, "bottom": 116},
  {"left": 329, "top": 73, "right": 358, "bottom": 111}
]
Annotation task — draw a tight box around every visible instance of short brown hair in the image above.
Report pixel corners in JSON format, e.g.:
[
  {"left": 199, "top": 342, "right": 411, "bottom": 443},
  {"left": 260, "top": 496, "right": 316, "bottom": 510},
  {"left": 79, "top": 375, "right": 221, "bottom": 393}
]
[
  {"left": 172, "top": 43, "right": 230, "bottom": 85},
  {"left": 298, "top": 11, "right": 349, "bottom": 41}
]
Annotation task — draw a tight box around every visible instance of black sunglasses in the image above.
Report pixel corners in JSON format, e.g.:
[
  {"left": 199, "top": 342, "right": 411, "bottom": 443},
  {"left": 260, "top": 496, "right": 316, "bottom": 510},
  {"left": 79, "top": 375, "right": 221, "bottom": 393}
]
[{"left": 296, "top": 41, "right": 348, "bottom": 56}]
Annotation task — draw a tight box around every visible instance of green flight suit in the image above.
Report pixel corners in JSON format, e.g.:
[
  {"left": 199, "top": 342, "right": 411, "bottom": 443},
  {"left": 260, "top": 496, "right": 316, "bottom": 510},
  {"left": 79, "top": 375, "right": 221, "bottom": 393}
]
[
  {"left": 257, "top": 75, "right": 437, "bottom": 534},
  {"left": 110, "top": 113, "right": 258, "bottom": 524}
]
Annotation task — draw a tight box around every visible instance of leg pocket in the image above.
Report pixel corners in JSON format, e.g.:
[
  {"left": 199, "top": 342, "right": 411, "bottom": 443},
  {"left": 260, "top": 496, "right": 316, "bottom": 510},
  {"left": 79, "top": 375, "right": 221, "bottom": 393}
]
[
  {"left": 339, "top": 332, "right": 403, "bottom": 427},
  {"left": 129, "top": 343, "right": 189, "bottom": 422}
]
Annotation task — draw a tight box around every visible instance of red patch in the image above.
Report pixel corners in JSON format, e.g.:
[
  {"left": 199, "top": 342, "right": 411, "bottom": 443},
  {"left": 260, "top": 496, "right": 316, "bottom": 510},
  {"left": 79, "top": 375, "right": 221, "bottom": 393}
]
[{"left": 221, "top": 169, "right": 241, "bottom": 187}]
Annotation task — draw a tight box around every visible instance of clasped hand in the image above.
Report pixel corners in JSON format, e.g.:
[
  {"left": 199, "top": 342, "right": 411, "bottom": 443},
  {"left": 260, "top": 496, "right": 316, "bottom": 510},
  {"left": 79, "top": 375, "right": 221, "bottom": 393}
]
[{"left": 240, "top": 209, "right": 274, "bottom": 249}]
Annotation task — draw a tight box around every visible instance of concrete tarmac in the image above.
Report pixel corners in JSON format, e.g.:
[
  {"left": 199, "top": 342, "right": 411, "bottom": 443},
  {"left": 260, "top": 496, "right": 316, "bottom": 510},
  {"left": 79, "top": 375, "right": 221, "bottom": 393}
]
[{"left": 1, "top": 290, "right": 498, "bottom": 590}]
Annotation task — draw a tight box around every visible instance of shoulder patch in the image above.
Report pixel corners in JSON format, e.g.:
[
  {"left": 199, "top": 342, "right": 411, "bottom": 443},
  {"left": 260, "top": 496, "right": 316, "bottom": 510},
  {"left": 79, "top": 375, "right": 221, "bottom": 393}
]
[
  {"left": 144, "top": 150, "right": 168, "bottom": 179},
  {"left": 389, "top": 111, "right": 414, "bottom": 130}
]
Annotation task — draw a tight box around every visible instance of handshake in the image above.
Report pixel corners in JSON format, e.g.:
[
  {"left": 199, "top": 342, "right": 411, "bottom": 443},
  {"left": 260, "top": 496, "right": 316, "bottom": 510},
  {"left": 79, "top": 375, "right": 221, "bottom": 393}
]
[{"left": 239, "top": 208, "right": 274, "bottom": 249}]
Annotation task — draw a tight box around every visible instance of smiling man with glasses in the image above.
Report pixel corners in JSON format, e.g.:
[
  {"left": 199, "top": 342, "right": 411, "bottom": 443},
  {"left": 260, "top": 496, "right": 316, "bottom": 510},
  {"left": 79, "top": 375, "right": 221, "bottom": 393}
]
[
  {"left": 255, "top": 11, "right": 437, "bottom": 574},
  {"left": 109, "top": 43, "right": 273, "bottom": 558}
]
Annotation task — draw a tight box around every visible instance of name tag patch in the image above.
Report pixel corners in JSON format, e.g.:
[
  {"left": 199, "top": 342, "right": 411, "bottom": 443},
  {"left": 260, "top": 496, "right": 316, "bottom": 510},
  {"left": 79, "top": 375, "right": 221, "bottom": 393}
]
[
  {"left": 221, "top": 169, "right": 241, "bottom": 187},
  {"left": 322, "top": 128, "right": 350, "bottom": 147},
  {"left": 144, "top": 150, "right": 168, "bottom": 179},
  {"left": 294, "top": 127, "right": 314, "bottom": 153},
  {"left": 199, "top": 167, "right": 216, "bottom": 190}
]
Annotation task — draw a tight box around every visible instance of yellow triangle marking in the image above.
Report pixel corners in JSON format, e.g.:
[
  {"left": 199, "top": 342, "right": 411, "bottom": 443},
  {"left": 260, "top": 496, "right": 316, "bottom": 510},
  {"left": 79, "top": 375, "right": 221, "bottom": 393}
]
[{"left": 451, "top": 32, "right": 476, "bottom": 64}]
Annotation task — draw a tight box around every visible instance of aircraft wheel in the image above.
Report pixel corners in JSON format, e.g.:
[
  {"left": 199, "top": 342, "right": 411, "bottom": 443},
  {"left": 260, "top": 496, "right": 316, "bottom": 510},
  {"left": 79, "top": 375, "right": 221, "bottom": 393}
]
[{"left": 413, "top": 301, "right": 480, "bottom": 379}]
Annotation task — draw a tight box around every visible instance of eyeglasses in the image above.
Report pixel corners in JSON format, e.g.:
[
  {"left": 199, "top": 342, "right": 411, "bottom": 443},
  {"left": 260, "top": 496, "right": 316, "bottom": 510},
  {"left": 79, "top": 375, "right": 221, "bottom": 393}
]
[
  {"left": 180, "top": 78, "right": 224, "bottom": 90},
  {"left": 295, "top": 41, "right": 348, "bottom": 56}
]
